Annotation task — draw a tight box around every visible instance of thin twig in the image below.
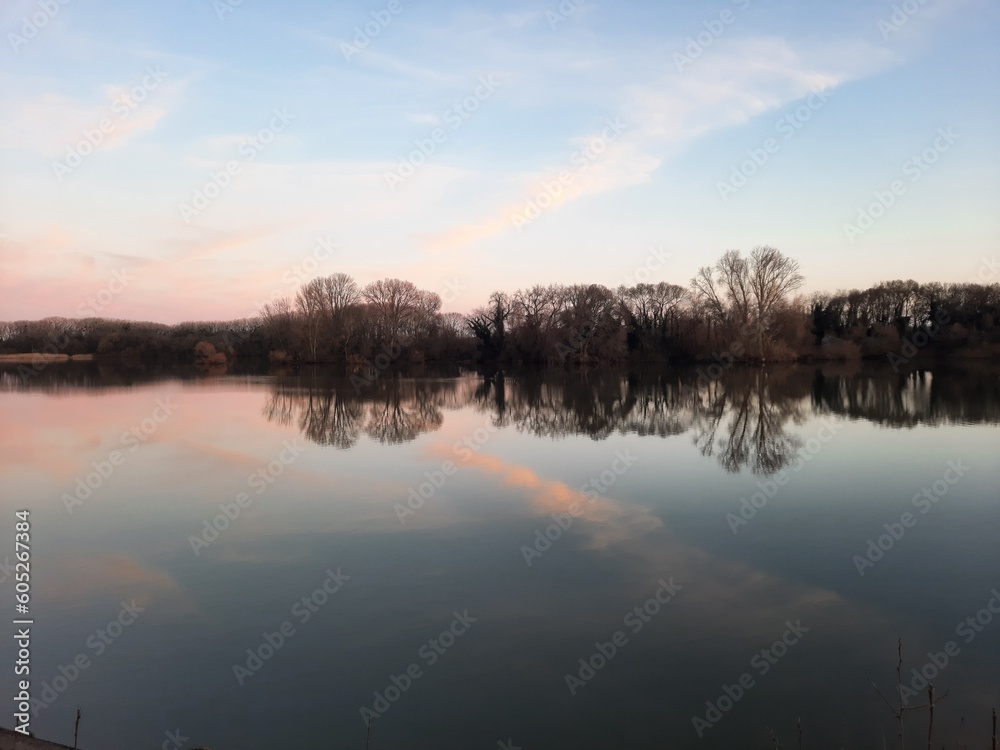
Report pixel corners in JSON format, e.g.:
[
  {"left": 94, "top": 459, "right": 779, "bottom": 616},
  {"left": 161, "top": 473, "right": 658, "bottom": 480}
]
[
  {"left": 73, "top": 706, "right": 81, "bottom": 750},
  {"left": 870, "top": 678, "right": 897, "bottom": 713},
  {"left": 897, "top": 639, "right": 906, "bottom": 750},
  {"left": 927, "top": 685, "right": 934, "bottom": 750}
]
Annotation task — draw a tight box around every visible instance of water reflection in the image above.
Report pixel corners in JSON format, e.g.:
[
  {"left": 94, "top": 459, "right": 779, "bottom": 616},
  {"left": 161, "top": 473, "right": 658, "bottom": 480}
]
[
  {"left": 811, "top": 367, "right": 1000, "bottom": 426},
  {"left": 689, "top": 372, "right": 803, "bottom": 475},
  {"left": 6, "top": 361, "right": 997, "bottom": 469},
  {"left": 249, "top": 364, "right": 1000, "bottom": 474},
  {"left": 2, "top": 361, "right": 998, "bottom": 750},
  {"left": 262, "top": 376, "right": 478, "bottom": 447}
]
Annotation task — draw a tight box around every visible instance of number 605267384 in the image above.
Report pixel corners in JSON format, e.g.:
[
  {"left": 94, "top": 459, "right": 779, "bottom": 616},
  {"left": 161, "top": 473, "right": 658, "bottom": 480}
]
[{"left": 14, "top": 510, "right": 30, "bottom": 607}]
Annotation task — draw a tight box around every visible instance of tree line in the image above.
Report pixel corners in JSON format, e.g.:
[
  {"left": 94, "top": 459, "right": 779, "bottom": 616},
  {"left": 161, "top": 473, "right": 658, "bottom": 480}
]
[{"left": 2, "top": 246, "right": 998, "bottom": 367}]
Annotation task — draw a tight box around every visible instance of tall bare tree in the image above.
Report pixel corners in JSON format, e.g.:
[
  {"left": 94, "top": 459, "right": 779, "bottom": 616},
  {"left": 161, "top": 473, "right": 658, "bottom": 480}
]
[
  {"left": 295, "top": 280, "right": 328, "bottom": 360},
  {"left": 319, "top": 273, "right": 360, "bottom": 314},
  {"left": 260, "top": 296, "right": 294, "bottom": 351},
  {"left": 692, "top": 247, "right": 803, "bottom": 358},
  {"left": 362, "top": 278, "right": 422, "bottom": 344},
  {"left": 691, "top": 265, "right": 728, "bottom": 343},
  {"left": 716, "top": 250, "right": 753, "bottom": 326},
  {"left": 747, "top": 245, "right": 804, "bottom": 360},
  {"left": 318, "top": 273, "right": 360, "bottom": 355}
]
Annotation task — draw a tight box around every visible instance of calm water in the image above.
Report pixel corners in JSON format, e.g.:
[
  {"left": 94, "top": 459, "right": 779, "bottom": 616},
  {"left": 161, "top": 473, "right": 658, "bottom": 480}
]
[{"left": 1, "top": 362, "right": 998, "bottom": 749}]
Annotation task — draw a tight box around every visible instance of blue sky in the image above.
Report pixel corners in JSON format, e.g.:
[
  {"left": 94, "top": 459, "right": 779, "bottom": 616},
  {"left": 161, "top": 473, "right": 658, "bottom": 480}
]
[{"left": 1, "top": 0, "right": 998, "bottom": 322}]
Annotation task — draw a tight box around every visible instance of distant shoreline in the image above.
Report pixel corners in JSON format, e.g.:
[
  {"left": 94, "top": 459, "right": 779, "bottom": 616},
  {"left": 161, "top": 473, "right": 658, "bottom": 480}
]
[
  {"left": 3, "top": 251, "right": 998, "bottom": 368},
  {"left": 0, "top": 353, "right": 95, "bottom": 363}
]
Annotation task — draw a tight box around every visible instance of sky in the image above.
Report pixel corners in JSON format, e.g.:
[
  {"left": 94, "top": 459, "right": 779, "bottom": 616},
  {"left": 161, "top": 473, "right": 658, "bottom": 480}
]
[{"left": 1, "top": 0, "right": 998, "bottom": 323}]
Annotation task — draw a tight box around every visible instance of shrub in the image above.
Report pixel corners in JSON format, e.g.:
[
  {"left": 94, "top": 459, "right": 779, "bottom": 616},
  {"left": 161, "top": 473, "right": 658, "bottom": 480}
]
[
  {"left": 194, "top": 341, "right": 217, "bottom": 360},
  {"left": 194, "top": 341, "right": 226, "bottom": 366},
  {"left": 819, "top": 338, "right": 862, "bottom": 360}
]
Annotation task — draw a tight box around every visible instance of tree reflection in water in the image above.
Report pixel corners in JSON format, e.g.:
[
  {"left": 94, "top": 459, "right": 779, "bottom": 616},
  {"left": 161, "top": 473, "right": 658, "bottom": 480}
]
[
  {"left": 254, "top": 363, "right": 1000, "bottom": 474},
  {"left": 262, "top": 374, "right": 477, "bottom": 447},
  {"left": 4, "top": 360, "right": 995, "bottom": 473}
]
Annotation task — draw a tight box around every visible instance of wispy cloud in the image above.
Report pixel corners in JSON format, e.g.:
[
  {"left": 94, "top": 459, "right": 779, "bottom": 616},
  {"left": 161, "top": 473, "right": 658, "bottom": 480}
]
[
  {"left": 0, "top": 75, "right": 185, "bottom": 157},
  {"left": 417, "top": 33, "right": 879, "bottom": 256}
]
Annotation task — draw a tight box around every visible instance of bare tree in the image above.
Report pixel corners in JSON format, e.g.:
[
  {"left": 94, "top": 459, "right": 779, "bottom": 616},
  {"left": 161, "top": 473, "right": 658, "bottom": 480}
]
[
  {"left": 362, "top": 278, "right": 422, "bottom": 344},
  {"left": 295, "top": 280, "right": 328, "bottom": 360},
  {"left": 411, "top": 289, "right": 443, "bottom": 338},
  {"left": 319, "top": 273, "right": 360, "bottom": 313},
  {"left": 317, "top": 274, "right": 360, "bottom": 355},
  {"left": 691, "top": 247, "right": 802, "bottom": 359},
  {"left": 649, "top": 282, "right": 689, "bottom": 336},
  {"left": 717, "top": 250, "right": 753, "bottom": 326},
  {"left": 514, "top": 285, "right": 559, "bottom": 330},
  {"left": 691, "top": 265, "right": 728, "bottom": 344},
  {"left": 260, "top": 296, "right": 294, "bottom": 351},
  {"left": 747, "top": 246, "right": 804, "bottom": 360},
  {"left": 557, "top": 284, "right": 620, "bottom": 362}
]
